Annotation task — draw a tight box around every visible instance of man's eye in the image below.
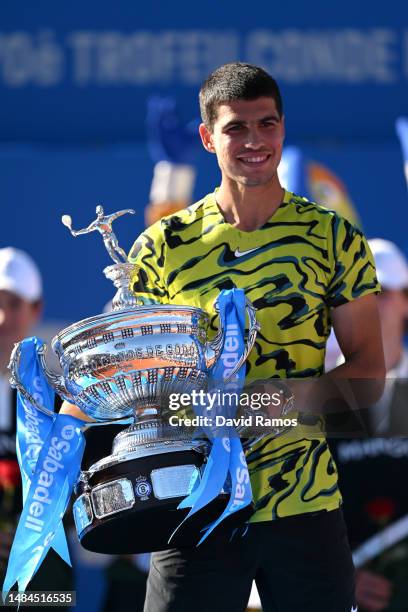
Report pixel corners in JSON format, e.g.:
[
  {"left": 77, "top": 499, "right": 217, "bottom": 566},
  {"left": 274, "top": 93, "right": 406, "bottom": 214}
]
[
  {"left": 262, "top": 121, "right": 277, "bottom": 128},
  {"left": 226, "top": 125, "right": 242, "bottom": 132}
]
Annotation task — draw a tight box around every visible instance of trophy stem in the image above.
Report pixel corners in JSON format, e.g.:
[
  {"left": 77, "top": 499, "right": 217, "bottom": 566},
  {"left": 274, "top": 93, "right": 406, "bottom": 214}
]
[{"left": 104, "top": 263, "right": 145, "bottom": 310}]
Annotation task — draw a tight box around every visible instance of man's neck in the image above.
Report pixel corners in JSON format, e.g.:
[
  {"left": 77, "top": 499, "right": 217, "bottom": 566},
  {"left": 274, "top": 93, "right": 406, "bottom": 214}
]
[{"left": 216, "top": 178, "right": 285, "bottom": 231}]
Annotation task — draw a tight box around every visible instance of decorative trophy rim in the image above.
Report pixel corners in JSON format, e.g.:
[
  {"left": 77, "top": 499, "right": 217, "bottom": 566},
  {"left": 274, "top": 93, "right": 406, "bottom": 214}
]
[{"left": 51, "top": 303, "right": 210, "bottom": 349}]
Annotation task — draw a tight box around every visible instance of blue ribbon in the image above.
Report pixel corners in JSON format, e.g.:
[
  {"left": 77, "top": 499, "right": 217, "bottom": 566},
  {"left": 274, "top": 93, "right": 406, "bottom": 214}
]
[
  {"left": 15, "top": 338, "right": 70, "bottom": 566},
  {"left": 3, "top": 337, "right": 85, "bottom": 596},
  {"left": 173, "top": 289, "right": 253, "bottom": 543}
]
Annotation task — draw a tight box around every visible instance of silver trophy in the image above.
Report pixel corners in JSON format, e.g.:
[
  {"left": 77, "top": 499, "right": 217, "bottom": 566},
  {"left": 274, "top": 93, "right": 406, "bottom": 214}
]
[{"left": 9, "top": 206, "right": 268, "bottom": 553}]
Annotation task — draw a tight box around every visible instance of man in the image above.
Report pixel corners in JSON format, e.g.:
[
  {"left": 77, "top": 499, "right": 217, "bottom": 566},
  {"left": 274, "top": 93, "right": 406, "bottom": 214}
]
[
  {"left": 0, "top": 247, "right": 43, "bottom": 556},
  {"left": 63, "top": 62, "right": 385, "bottom": 611},
  {"left": 0, "top": 247, "right": 73, "bottom": 604},
  {"left": 331, "top": 238, "right": 408, "bottom": 612}
]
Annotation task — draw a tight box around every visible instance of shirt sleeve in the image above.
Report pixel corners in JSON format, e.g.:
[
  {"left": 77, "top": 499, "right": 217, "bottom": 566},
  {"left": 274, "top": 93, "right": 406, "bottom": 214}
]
[
  {"left": 326, "top": 215, "right": 380, "bottom": 308},
  {"left": 127, "top": 222, "right": 169, "bottom": 304}
]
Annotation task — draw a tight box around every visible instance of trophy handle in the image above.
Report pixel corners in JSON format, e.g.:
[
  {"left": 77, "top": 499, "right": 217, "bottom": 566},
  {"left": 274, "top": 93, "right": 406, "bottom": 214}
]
[
  {"left": 9, "top": 342, "right": 75, "bottom": 417},
  {"left": 205, "top": 297, "right": 260, "bottom": 378}
]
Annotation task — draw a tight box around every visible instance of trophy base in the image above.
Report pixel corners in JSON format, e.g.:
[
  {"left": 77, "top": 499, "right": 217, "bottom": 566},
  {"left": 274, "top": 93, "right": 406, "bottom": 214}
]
[{"left": 73, "top": 448, "right": 254, "bottom": 554}]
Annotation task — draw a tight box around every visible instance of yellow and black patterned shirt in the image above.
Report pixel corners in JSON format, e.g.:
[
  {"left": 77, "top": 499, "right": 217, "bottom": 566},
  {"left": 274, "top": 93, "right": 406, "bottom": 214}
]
[{"left": 128, "top": 190, "right": 380, "bottom": 522}]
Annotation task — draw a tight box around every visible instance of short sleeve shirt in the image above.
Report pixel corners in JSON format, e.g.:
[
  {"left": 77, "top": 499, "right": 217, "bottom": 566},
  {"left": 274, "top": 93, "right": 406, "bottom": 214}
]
[{"left": 129, "top": 190, "right": 380, "bottom": 521}]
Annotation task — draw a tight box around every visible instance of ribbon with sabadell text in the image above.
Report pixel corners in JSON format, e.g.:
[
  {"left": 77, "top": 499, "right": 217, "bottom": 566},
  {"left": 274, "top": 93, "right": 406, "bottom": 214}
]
[
  {"left": 2, "top": 337, "right": 85, "bottom": 597},
  {"left": 174, "top": 289, "right": 253, "bottom": 543}
]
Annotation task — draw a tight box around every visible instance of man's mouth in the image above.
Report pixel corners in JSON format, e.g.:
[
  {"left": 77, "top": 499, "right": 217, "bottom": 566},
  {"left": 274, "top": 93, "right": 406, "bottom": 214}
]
[{"left": 236, "top": 154, "right": 270, "bottom": 166}]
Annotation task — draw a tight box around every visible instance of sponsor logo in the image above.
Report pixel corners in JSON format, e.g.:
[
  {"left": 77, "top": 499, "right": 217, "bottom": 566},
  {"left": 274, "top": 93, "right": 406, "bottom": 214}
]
[
  {"left": 135, "top": 477, "right": 151, "bottom": 500},
  {"left": 229, "top": 451, "right": 249, "bottom": 512},
  {"left": 234, "top": 247, "right": 260, "bottom": 258}
]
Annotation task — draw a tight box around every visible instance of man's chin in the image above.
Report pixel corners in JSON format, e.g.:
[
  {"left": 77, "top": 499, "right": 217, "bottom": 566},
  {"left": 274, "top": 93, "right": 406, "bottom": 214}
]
[{"left": 237, "top": 174, "right": 276, "bottom": 187}]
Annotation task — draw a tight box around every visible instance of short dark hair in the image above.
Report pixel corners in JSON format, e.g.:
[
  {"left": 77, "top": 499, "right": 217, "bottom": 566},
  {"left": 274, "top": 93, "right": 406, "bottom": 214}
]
[{"left": 199, "top": 62, "right": 283, "bottom": 131}]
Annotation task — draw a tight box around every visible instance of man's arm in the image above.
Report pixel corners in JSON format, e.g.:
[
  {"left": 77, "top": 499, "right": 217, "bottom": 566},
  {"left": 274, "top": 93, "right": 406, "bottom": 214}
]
[
  {"left": 293, "top": 294, "right": 385, "bottom": 421},
  {"left": 259, "top": 294, "right": 385, "bottom": 422},
  {"left": 330, "top": 293, "right": 385, "bottom": 381}
]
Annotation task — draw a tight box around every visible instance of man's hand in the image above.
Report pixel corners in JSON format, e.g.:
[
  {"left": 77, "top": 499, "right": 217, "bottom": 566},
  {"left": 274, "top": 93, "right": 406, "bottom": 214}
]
[{"left": 355, "top": 569, "right": 393, "bottom": 611}]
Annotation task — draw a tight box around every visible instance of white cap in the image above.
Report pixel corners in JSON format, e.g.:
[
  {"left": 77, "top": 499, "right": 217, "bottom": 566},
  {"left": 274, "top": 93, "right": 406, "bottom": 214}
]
[
  {"left": 369, "top": 238, "right": 408, "bottom": 290},
  {"left": 0, "top": 247, "right": 42, "bottom": 302}
]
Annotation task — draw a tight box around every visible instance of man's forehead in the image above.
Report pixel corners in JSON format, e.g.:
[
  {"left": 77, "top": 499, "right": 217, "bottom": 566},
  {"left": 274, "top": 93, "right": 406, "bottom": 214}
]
[
  {"left": 215, "top": 97, "right": 280, "bottom": 122},
  {"left": 0, "top": 288, "right": 29, "bottom": 304}
]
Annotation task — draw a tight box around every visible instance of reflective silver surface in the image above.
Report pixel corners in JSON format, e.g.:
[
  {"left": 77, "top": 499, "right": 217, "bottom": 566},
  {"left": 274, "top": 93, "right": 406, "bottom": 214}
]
[
  {"left": 10, "top": 300, "right": 259, "bottom": 423},
  {"left": 73, "top": 465, "right": 201, "bottom": 537},
  {"left": 73, "top": 494, "right": 93, "bottom": 534},
  {"left": 151, "top": 465, "right": 200, "bottom": 500},
  {"left": 51, "top": 304, "right": 213, "bottom": 420},
  {"left": 91, "top": 478, "right": 135, "bottom": 519}
]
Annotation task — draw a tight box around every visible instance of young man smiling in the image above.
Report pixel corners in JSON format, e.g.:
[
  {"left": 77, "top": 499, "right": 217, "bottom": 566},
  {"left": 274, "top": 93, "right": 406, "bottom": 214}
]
[
  {"left": 125, "top": 62, "right": 385, "bottom": 612},
  {"left": 62, "top": 62, "right": 384, "bottom": 611}
]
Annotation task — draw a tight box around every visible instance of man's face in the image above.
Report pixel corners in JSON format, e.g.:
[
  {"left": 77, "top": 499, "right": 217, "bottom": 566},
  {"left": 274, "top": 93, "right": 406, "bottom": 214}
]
[
  {"left": 199, "top": 97, "right": 285, "bottom": 188},
  {"left": 0, "top": 290, "right": 41, "bottom": 360}
]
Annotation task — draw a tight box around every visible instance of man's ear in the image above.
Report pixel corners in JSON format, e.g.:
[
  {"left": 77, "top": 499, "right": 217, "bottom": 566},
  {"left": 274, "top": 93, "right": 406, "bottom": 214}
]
[{"left": 199, "top": 123, "right": 215, "bottom": 154}]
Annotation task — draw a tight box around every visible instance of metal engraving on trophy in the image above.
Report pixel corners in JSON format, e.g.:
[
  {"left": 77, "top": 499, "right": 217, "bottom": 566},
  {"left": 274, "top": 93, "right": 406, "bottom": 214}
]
[{"left": 9, "top": 206, "right": 269, "bottom": 554}]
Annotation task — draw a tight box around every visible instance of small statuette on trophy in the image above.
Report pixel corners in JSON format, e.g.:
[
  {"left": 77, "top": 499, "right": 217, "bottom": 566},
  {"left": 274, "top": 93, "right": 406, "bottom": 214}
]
[
  {"left": 61, "top": 205, "right": 144, "bottom": 310},
  {"left": 61, "top": 205, "right": 135, "bottom": 264}
]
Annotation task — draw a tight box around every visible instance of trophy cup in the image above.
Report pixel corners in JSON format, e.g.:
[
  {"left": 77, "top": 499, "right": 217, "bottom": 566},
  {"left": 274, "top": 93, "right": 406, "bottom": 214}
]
[{"left": 9, "top": 206, "right": 265, "bottom": 554}]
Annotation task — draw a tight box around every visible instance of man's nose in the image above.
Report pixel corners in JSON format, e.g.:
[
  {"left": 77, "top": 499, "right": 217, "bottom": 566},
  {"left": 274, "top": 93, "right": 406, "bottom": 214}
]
[{"left": 244, "top": 128, "right": 264, "bottom": 149}]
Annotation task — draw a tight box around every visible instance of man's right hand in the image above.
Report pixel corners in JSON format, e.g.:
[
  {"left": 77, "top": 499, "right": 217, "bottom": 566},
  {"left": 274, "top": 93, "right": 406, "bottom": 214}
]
[{"left": 355, "top": 569, "right": 393, "bottom": 611}]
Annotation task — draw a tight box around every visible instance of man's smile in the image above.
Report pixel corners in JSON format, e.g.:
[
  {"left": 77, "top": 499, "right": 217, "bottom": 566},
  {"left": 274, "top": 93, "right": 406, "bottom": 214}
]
[{"left": 236, "top": 153, "right": 271, "bottom": 167}]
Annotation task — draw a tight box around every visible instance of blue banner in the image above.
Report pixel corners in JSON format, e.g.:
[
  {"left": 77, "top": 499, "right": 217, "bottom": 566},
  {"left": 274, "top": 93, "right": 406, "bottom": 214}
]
[
  {"left": 0, "top": 3, "right": 407, "bottom": 142},
  {"left": 3, "top": 338, "right": 85, "bottom": 596},
  {"left": 174, "top": 289, "right": 252, "bottom": 543},
  {"left": 15, "top": 339, "right": 71, "bottom": 569}
]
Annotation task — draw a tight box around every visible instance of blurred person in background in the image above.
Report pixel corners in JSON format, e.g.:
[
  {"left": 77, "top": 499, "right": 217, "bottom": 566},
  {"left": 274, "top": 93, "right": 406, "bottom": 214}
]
[
  {"left": 0, "top": 247, "right": 43, "bottom": 566},
  {"left": 330, "top": 238, "right": 408, "bottom": 612},
  {"left": 0, "top": 247, "right": 73, "bottom": 606}
]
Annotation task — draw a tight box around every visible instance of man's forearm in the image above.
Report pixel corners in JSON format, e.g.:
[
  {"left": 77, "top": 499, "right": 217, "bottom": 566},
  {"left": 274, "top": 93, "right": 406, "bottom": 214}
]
[{"left": 254, "top": 356, "right": 386, "bottom": 428}]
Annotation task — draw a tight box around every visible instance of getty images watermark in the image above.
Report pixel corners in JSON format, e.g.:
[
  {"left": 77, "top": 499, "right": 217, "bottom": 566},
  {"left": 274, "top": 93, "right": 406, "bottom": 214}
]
[{"left": 167, "top": 390, "right": 298, "bottom": 429}]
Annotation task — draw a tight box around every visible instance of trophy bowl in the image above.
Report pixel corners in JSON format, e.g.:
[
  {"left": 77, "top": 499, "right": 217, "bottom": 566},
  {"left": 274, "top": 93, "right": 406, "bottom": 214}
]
[{"left": 49, "top": 304, "right": 213, "bottom": 421}]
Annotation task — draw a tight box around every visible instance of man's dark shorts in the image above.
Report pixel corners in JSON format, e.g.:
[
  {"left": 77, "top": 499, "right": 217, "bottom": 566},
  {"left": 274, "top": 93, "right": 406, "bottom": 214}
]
[{"left": 144, "top": 508, "right": 356, "bottom": 612}]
